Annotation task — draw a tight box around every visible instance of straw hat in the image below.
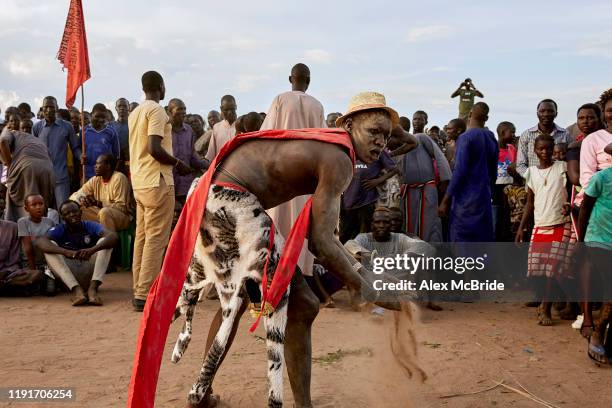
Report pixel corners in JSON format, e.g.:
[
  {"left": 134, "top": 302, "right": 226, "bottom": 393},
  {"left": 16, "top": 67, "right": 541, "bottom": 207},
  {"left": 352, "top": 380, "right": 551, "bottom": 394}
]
[{"left": 335, "top": 91, "right": 399, "bottom": 128}]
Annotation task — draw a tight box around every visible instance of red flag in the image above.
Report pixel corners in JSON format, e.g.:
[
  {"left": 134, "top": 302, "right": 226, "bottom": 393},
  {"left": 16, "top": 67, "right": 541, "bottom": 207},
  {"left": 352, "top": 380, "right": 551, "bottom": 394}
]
[{"left": 57, "top": 0, "right": 90, "bottom": 108}]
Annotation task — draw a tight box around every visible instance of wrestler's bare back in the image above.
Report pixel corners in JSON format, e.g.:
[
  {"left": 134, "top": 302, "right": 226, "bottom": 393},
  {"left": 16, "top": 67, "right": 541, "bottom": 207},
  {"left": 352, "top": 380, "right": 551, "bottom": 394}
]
[{"left": 213, "top": 138, "right": 354, "bottom": 210}]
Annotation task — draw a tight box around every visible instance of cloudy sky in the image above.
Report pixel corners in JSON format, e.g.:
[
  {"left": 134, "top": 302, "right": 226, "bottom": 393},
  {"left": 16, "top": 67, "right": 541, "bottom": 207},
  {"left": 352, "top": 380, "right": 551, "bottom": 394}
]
[{"left": 1, "top": 0, "right": 611, "bottom": 131}]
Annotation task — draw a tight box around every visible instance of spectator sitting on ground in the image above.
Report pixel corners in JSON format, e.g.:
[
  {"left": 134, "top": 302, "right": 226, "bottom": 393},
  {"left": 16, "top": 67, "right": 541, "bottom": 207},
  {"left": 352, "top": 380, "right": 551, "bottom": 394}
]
[
  {"left": 344, "top": 207, "right": 438, "bottom": 310},
  {"left": 35, "top": 200, "right": 118, "bottom": 306},
  {"left": 69, "top": 154, "right": 132, "bottom": 231},
  {"left": 17, "top": 194, "right": 56, "bottom": 271},
  {"left": 0, "top": 219, "right": 43, "bottom": 296}
]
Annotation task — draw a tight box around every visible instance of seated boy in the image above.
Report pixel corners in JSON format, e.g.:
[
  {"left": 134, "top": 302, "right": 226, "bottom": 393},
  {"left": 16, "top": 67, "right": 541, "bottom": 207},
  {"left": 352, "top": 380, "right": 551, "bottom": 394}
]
[
  {"left": 17, "top": 194, "right": 56, "bottom": 293},
  {"left": 35, "top": 200, "right": 118, "bottom": 306},
  {"left": 17, "top": 194, "right": 56, "bottom": 270}
]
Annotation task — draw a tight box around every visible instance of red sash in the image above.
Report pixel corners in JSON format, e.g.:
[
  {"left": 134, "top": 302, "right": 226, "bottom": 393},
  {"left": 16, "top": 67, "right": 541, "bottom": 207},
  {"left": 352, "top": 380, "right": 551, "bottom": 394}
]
[{"left": 127, "top": 128, "right": 355, "bottom": 408}]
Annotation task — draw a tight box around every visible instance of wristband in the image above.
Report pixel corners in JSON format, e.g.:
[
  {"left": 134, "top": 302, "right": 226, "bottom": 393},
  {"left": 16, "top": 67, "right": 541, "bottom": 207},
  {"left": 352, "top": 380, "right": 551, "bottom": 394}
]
[{"left": 352, "top": 262, "right": 363, "bottom": 272}]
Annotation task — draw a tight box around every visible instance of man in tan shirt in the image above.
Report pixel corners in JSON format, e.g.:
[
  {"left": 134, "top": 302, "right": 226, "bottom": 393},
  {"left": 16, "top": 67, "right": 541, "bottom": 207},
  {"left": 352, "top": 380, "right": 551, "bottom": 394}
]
[
  {"left": 128, "top": 71, "right": 191, "bottom": 311},
  {"left": 70, "top": 154, "right": 131, "bottom": 231},
  {"left": 204, "top": 96, "right": 237, "bottom": 161}
]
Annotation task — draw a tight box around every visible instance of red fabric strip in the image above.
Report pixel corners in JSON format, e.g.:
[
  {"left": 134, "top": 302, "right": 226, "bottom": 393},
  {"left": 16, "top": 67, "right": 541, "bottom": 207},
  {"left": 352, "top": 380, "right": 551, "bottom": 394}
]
[
  {"left": 213, "top": 181, "right": 247, "bottom": 192},
  {"left": 127, "top": 128, "right": 354, "bottom": 408}
]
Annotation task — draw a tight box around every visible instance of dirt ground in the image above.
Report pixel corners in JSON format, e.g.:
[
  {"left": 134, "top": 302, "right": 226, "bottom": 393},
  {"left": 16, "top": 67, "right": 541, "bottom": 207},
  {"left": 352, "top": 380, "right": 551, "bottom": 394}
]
[{"left": 1, "top": 270, "right": 611, "bottom": 408}]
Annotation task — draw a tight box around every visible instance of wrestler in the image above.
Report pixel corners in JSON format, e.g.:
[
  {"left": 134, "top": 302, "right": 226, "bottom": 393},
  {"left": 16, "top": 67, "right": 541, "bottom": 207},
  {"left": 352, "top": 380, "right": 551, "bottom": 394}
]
[{"left": 129, "top": 92, "right": 414, "bottom": 408}]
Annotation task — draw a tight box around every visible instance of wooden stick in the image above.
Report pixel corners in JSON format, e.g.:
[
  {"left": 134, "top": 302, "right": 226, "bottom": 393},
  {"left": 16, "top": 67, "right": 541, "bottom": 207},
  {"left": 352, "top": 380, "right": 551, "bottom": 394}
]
[
  {"left": 497, "top": 382, "right": 561, "bottom": 408},
  {"left": 440, "top": 380, "right": 504, "bottom": 398}
]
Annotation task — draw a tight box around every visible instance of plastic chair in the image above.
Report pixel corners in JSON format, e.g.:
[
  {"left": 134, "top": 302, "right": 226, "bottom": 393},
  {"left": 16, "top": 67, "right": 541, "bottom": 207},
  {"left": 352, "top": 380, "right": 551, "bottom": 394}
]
[{"left": 118, "top": 222, "right": 136, "bottom": 270}]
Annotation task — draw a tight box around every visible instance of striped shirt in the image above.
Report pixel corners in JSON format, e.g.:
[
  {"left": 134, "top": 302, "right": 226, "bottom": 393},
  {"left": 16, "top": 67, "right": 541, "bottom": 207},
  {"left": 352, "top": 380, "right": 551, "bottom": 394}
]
[{"left": 516, "top": 123, "right": 569, "bottom": 177}]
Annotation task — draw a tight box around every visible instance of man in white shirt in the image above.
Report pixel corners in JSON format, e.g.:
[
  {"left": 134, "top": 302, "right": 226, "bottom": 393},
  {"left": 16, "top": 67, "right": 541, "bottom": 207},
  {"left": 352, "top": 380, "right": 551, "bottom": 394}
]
[
  {"left": 260, "top": 63, "right": 326, "bottom": 276},
  {"left": 205, "top": 96, "right": 237, "bottom": 161}
]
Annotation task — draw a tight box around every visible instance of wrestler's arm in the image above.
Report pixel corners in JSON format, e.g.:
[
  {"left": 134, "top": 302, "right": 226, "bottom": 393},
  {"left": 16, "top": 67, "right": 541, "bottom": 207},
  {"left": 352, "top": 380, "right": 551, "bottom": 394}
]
[{"left": 308, "top": 153, "right": 362, "bottom": 291}]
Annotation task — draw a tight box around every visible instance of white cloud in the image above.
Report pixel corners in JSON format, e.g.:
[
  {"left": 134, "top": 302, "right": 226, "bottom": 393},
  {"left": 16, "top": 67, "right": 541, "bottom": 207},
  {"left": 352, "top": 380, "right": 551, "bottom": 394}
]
[
  {"left": 302, "top": 49, "right": 332, "bottom": 64},
  {"left": 235, "top": 74, "right": 270, "bottom": 92},
  {"left": 575, "top": 37, "right": 612, "bottom": 59},
  {"left": 4, "top": 54, "right": 57, "bottom": 77},
  {"left": 406, "top": 25, "right": 453, "bottom": 43},
  {"left": 211, "top": 37, "right": 261, "bottom": 52},
  {"left": 32, "top": 95, "right": 45, "bottom": 111},
  {"left": 266, "top": 62, "right": 285, "bottom": 70},
  {"left": 433, "top": 66, "right": 455, "bottom": 72},
  {"left": 0, "top": 90, "right": 20, "bottom": 112}
]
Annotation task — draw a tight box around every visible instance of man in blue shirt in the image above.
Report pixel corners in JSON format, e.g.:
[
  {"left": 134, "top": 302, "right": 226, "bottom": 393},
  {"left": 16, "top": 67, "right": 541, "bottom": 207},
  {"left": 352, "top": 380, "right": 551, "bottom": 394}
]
[
  {"left": 33, "top": 96, "right": 81, "bottom": 208},
  {"left": 439, "top": 102, "right": 499, "bottom": 242},
  {"left": 35, "top": 200, "right": 118, "bottom": 306},
  {"left": 83, "top": 103, "right": 120, "bottom": 180},
  {"left": 111, "top": 98, "right": 130, "bottom": 172}
]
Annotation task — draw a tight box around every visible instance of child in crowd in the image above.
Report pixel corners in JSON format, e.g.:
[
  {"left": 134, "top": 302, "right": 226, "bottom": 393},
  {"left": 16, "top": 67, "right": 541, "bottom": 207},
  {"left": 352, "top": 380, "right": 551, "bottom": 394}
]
[
  {"left": 577, "top": 143, "right": 612, "bottom": 364},
  {"left": 494, "top": 121, "right": 518, "bottom": 241},
  {"left": 444, "top": 118, "right": 466, "bottom": 170},
  {"left": 242, "top": 111, "right": 263, "bottom": 133},
  {"left": 19, "top": 118, "right": 33, "bottom": 134},
  {"left": 17, "top": 194, "right": 57, "bottom": 294},
  {"left": 553, "top": 143, "right": 567, "bottom": 162},
  {"left": 5, "top": 113, "right": 21, "bottom": 131},
  {"left": 516, "top": 134, "right": 575, "bottom": 326}
]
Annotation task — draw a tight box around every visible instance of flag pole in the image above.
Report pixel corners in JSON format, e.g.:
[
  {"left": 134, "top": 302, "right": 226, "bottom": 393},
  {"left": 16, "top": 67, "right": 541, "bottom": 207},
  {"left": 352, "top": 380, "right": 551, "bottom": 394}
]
[{"left": 80, "top": 84, "right": 86, "bottom": 185}]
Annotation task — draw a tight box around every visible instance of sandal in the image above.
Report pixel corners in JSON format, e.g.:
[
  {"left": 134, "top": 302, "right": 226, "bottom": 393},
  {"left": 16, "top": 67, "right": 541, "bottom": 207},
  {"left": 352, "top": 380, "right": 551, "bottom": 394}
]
[{"left": 588, "top": 337, "right": 608, "bottom": 365}]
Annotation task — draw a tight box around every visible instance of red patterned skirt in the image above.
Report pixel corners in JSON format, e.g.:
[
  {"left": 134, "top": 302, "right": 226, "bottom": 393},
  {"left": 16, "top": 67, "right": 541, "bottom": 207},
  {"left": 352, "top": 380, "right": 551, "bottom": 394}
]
[{"left": 527, "top": 221, "right": 577, "bottom": 278}]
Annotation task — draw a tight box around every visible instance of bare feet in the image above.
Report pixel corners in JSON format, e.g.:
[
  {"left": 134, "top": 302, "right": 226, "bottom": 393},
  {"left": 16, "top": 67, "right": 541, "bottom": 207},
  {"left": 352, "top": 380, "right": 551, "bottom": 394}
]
[
  {"left": 71, "top": 286, "right": 87, "bottom": 306},
  {"left": 580, "top": 324, "right": 594, "bottom": 339},
  {"left": 186, "top": 393, "right": 219, "bottom": 408},
  {"left": 88, "top": 280, "right": 103, "bottom": 306},
  {"left": 537, "top": 303, "right": 553, "bottom": 326}
]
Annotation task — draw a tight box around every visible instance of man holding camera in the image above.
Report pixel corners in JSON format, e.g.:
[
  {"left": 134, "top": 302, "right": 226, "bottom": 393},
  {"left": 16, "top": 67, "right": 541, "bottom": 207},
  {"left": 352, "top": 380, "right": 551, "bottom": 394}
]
[{"left": 451, "top": 78, "right": 484, "bottom": 121}]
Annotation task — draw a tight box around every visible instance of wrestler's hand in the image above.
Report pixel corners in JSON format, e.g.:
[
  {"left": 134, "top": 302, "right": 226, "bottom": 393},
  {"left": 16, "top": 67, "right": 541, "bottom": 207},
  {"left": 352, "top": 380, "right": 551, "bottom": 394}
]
[{"left": 175, "top": 159, "right": 192, "bottom": 176}]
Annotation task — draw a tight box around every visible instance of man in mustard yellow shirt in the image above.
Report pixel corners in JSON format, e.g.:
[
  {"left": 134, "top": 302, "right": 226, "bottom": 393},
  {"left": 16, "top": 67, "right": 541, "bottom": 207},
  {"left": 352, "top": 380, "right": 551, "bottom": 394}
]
[
  {"left": 69, "top": 154, "right": 132, "bottom": 231},
  {"left": 128, "top": 71, "right": 191, "bottom": 311}
]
